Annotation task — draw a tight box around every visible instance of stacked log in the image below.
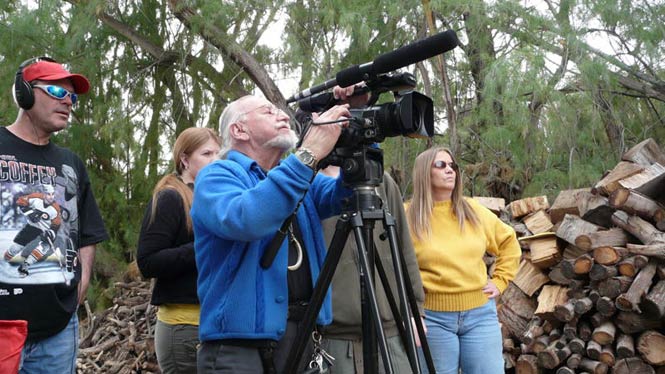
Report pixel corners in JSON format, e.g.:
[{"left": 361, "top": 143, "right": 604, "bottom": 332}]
[
  {"left": 492, "top": 138, "right": 665, "bottom": 374},
  {"left": 76, "top": 279, "right": 159, "bottom": 374}
]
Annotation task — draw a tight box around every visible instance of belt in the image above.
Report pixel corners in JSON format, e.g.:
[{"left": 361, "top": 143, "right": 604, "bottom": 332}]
[{"left": 220, "top": 338, "right": 277, "bottom": 348}]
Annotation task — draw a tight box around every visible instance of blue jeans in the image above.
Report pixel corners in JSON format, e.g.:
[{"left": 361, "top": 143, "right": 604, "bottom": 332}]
[
  {"left": 19, "top": 313, "right": 78, "bottom": 374},
  {"left": 420, "top": 300, "right": 503, "bottom": 374}
]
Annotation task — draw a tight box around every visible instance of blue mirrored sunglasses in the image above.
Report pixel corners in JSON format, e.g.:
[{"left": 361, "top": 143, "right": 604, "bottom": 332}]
[
  {"left": 32, "top": 84, "right": 78, "bottom": 105},
  {"left": 433, "top": 160, "right": 458, "bottom": 170}
]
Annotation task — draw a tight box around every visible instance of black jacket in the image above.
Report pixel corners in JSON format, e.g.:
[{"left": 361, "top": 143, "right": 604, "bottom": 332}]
[{"left": 137, "top": 188, "right": 198, "bottom": 305}]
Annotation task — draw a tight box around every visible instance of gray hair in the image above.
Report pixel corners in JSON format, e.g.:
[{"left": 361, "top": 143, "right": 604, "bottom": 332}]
[{"left": 218, "top": 95, "right": 254, "bottom": 159}]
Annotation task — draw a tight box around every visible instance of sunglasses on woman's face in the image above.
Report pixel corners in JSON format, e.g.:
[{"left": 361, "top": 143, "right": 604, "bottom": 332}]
[
  {"left": 432, "top": 160, "right": 458, "bottom": 171},
  {"left": 32, "top": 84, "right": 78, "bottom": 105}
]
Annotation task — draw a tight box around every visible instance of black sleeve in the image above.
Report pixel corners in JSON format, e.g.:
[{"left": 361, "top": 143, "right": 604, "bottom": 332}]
[
  {"left": 136, "top": 189, "right": 196, "bottom": 279},
  {"left": 382, "top": 173, "right": 425, "bottom": 313},
  {"left": 75, "top": 156, "right": 109, "bottom": 247}
]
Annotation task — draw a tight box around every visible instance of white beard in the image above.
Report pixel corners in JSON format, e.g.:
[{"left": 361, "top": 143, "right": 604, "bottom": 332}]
[{"left": 263, "top": 130, "right": 299, "bottom": 151}]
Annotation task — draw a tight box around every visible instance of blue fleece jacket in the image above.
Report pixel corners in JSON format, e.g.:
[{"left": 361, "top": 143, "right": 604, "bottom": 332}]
[{"left": 191, "top": 150, "right": 348, "bottom": 342}]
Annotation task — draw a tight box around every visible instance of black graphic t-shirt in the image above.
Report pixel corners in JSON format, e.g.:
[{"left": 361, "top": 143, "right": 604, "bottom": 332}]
[{"left": 0, "top": 127, "right": 108, "bottom": 340}]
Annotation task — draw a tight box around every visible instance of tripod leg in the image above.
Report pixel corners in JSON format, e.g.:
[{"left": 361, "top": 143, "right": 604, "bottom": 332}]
[
  {"left": 283, "top": 214, "right": 352, "bottom": 374},
  {"left": 381, "top": 212, "right": 422, "bottom": 373},
  {"left": 394, "top": 232, "right": 437, "bottom": 373},
  {"left": 349, "top": 213, "right": 395, "bottom": 374},
  {"left": 375, "top": 257, "right": 418, "bottom": 373}
]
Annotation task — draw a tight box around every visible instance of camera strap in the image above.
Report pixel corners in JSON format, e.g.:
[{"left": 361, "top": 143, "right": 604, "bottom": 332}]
[
  {"left": 260, "top": 170, "right": 317, "bottom": 270},
  {"left": 287, "top": 222, "right": 304, "bottom": 271}
]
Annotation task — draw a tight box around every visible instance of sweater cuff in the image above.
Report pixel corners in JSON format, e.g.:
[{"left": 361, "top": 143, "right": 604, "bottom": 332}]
[{"left": 492, "top": 278, "right": 508, "bottom": 294}]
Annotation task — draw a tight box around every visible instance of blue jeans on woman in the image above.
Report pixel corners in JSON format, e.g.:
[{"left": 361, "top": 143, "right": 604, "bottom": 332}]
[
  {"left": 19, "top": 313, "right": 78, "bottom": 374},
  {"left": 420, "top": 299, "right": 503, "bottom": 374}
]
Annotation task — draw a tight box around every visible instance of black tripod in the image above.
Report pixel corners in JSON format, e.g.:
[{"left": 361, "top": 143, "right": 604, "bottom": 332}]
[{"left": 279, "top": 150, "right": 436, "bottom": 373}]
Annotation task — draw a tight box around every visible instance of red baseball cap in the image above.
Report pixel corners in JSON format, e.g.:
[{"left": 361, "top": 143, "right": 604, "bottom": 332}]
[{"left": 23, "top": 61, "right": 90, "bottom": 94}]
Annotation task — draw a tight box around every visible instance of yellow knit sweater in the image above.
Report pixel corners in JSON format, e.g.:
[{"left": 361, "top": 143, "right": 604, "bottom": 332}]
[{"left": 410, "top": 198, "right": 521, "bottom": 312}]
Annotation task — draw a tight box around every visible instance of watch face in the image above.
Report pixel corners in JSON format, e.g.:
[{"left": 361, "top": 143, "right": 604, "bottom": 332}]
[{"left": 297, "top": 149, "right": 316, "bottom": 167}]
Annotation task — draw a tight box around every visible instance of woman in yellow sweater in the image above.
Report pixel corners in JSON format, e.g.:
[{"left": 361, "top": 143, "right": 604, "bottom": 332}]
[{"left": 406, "top": 147, "right": 521, "bottom": 374}]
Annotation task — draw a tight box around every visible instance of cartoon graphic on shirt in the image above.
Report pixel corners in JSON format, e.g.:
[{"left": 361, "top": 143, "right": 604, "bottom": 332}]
[{"left": 0, "top": 160, "right": 79, "bottom": 285}]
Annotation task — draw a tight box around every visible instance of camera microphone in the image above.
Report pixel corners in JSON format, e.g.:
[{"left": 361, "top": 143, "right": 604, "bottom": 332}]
[{"left": 286, "top": 29, "right": 460, "bottom": 103}]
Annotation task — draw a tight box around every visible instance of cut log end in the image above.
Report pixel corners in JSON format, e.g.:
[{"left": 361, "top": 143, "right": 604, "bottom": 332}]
[{"left": 609, "top": 187, "right": 631, "bottom": 208}]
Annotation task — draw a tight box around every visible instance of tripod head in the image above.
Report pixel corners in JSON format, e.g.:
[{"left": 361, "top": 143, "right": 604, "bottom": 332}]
[
  {"left": 324, "top": 144, "right": 385, "bottom": 214},
  {"left": 323, "top": 144, "right": 384, "bottom": 188}
]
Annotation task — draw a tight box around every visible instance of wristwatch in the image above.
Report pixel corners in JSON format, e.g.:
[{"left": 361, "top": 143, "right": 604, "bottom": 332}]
[{"left": 295, "top": 147, "right": 318, "bottom": 170}]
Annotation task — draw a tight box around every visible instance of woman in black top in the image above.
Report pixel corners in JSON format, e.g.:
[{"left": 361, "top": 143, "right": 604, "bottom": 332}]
[{"left": 137, "top": 127, "right": 221, "bottom": 374}]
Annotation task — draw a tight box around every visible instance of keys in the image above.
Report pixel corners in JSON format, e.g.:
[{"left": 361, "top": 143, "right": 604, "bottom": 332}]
[
  {"left": 307, "top": 330, "right": 335, "bottom": 373},
  {"left": 318, "top": 347, "right": 336, "bottom": 367}
]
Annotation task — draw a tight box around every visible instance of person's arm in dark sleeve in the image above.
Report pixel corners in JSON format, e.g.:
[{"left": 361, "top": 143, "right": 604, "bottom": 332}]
[
  {"left": 384, "top": 173, "right": 425, "bottom": 315},
  {"left": 136, "top": 189, "right": 196, "bottom": 279}
]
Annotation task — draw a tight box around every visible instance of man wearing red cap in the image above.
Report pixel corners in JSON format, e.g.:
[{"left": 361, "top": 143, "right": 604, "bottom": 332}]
[{"left": 0, "top": 57, "right": 108, "bottom": 373}]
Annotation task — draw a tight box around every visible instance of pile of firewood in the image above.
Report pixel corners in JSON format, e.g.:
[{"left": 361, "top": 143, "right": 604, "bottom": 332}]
[
  {"left": 76, "top": 279, "right": 160, "bottom": 374},
  {"left": 491, "top": 138, "right": 665, "bottom": 374}
]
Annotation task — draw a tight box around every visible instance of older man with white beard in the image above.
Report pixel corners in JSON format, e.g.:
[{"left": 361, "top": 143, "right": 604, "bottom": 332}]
[{"left": 192, "top": 95, "right": 352, "bottom": 374}]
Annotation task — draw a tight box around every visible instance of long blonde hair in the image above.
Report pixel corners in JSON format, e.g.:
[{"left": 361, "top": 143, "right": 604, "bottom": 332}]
[
  {"left": 150, "top": 127, "right": 220, "bottom": 232},
  {"left": 406, "top": 147, "right": 479, "bottom": 242}
]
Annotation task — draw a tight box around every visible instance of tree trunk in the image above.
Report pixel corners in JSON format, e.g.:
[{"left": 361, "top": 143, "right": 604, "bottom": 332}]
[
  {"left": 613, "top": 357, "right": 655, "bottom": 374},
  {"left": 595, "top": 296, "right": 616, "bottom": 317},
  {"left": 589, "top": 263, "right": 618, "bottom": 281},
  {"left": 626, "top": 243, "right": 665, "bottom": 261},
  {"left": 618, "top": 163, "right": 665, "bottom": 202},
  {"left": 513, "top": 260, "right": 550, "bottom": 297},
  {"left": 592, "top": 246, "right": 627, "bottom": 265},
  {"left": 524, "top": 210, "right": 554, "bottom": 234},
  {"left": 167, "top": 0, "right": 285, "bottom": 105},
  {"left": 621, "top": 138, "right": 665, "bottom": 166},
  {"left": 592, "top": 161, "right": 644, "bottom": 196},
  {"left": 574, "top": 193, "right": 613, "bottom": 230},
  {"left": 536, "top": 285, "right": 569, "bottom": 320},
  {"left": 550, "top": 188, "right": 588, "bottom": 224},
  {"left": 642, "top": 279, "right": 665, "bottom": 319},
  {"left": 617, "top": 255, "right": 649, "bottom": 277},
  {"left": 576, "top": 227, "right": 629, "bottom": 251},
  {"left": 573, "top": 254, "right": 594, "bottom": 275},
  {"left": 509, "top": 196, "right": 550, "bottom": 219},
  {"left": 615, "top": 262, "right": 657, "bottom": 312},
  {"left": 591, "top": 321, "right": 616, "bottom": 345},
  {"left": 610, "top": 187, "right": 665, "bottom": 230},
  {"left": 597, "top": 276, "right": 633, "bottom": 299},
  {"left": 422, "top": 0, "right": 459, "bottom": 156},
  {"left": 522, "top": 316, "right": 545, "bottom": 345},
  {"left": 586, "top": 339, "right": 602, "bottom": 360},
  {"left": 599, "top": 345, "right": 616, "bottom": 367},
  {"left": 636, "top": 330, "right": 665, "bottom": 365},
  {"left": 579, "top": 357, "right": 608, "bottom": 374},
  {"left": 615, "top": 311, "right": 664, "bottom": 334},
  {"left": 516, "top": 354, "right": 541, "bottom": 374},
  {"left": 498, "top": 283, "right": 537, "bottom": 340},
  {"left": 616, "top": 333, "right": 635, "bottom": 359},
  {"left": 556, "top": 214, "right": 602, "bottom": 247},
  {"left": 612, "top": 210, "right": 665, "bottom": 244},
  {"left": 573, "top": 297, "right": 594, "bottom": 315}
]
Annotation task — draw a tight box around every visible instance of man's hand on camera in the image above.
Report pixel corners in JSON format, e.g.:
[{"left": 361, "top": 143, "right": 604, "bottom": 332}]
[
  {"left": 300, "top": 104, "right": 351, "bottom": 162},
  {"left": 333, "top": 84, "right": 370, "bottom": 108}
]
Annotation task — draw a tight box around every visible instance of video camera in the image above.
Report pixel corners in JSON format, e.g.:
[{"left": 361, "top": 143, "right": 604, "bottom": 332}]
[
  {"left": 296, "top": 72, "right": 434, "bottom": 186},
  {"left": 289, "top": 29, "right": 459, "bottom": 186}
]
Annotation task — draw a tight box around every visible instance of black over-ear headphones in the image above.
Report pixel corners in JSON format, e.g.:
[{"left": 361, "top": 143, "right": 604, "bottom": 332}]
[{"left": 14, "top": 56, "right": 57, "bottom": 110}]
